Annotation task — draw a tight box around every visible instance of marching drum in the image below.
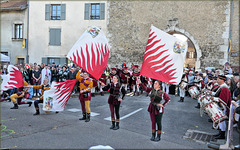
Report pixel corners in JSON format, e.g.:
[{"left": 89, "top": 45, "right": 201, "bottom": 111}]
[
  {"left": 204, "top": 101, "right": 228, "bottom": 129},
  {"left": 188, "top": 86, "right": 200, "bottom": 99},
  {"left": 179, "top": 82, "right": 187, "bottom": 89},
  {"left": 203, "top": 89, "right": 212, "bottom": 95},
  {"left": 199, "top": 95, "right": 212, "bottom": 108}
]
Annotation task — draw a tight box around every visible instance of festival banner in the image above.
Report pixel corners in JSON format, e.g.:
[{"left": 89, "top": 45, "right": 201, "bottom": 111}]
[
  {"left": 141, "top": 25, "right": 188, "bottom": 85},
  {"left": 67, "top": 26, "right": 110, "bottom": 80},
  {"left": 43, "top": 79, "right": 77, "bottom": 111}
]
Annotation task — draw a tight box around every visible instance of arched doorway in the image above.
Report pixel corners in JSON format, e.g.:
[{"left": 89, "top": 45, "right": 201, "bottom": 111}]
[{"left": 165, "top": 26, "right": 202, "bottom": 70}]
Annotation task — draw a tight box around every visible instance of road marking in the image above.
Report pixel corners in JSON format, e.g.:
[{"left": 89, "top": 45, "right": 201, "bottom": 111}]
[
  {"left": 67, "top": 108, "right": 100, "bottom": 117},
  {"left": 67, "top": 108, "right": 81, "bottom": 112},
  {"left": 104, "top": 108, "right": 143, "bottom": 121}
]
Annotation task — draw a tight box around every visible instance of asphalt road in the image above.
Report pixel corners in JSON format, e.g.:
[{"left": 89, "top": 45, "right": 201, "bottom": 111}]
[{"left": 1, "top": 92, "right": 239, "bottom": 149}]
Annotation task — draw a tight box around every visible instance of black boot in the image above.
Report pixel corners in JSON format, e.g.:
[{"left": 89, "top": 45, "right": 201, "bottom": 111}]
[
  {"left": 110, "top": 121, "right": 115, "bottom": 129},
  {"left": 10, "top": 103, "right": 18, "bottom": 109},
  {"left": 154, "top": 132, "right": 161, "bottom": 142},
  {"left": 150, "top": 131, "right": 156, "bottom": 141},
  {"left": 28, "top": 101, "right": 32, "bottom": 107},
  {"left": 85, "top": 113, "right": 90, "bottom": 122},
  {"left": 33, "top": 109, "right": 40, "bottom": 115},
  {"left": 79, "top": 112, "right": 86, "bottom": 120},
  {"left": 195, "top": 103, "right": 200, "bottom": 109},
  {"left": 214, "top": 131, "right": 225, "bottom": 139},
  {"left": 178, "top": 97, "right": 183, "bottom": 102},
  {"left": 137, "top": 92, "right": 140, "bottom": 96},
  {"left": 100, "top": 92, "right": 104, "bottom": 96},
  {"left": 113, "top": 122, "right": 119, "bottom": 130},
  {"left": 91, "top": 93, "right": 95, "bottom": 97}
]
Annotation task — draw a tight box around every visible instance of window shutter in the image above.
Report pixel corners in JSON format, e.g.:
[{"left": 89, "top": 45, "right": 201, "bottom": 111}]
[
  {"left": 55, "top": 29, "right": 61, "bottom": 46},
  {"left": 61, "top": 4, "right": 66, "bottom": 20},
  {"left": 45, "top": 4, "right": 51, "bottom": 20},
  {"left": 42, "top": 57, "right": 48, "bottom": 65},
  {"left": 100, "top": 3, "right": 105, "bottom": 20},
  {"left": 60, "top": 58, "right": 67, "bottom": 66},
  {"left": 49, "top": 29, "right": 54, "bottom": 45},
  {"left": 84, "top": 3, "right": 90, "bottom": 20},
  {"left": 12, "top": 24, "right": 15, "bottom": 38}
]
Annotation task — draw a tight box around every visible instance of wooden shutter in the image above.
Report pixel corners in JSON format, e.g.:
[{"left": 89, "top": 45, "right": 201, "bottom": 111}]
[
  {"left": 61, "top": 4, "right": 66, "bottom": 20},
  {"left": 84, "top": 3, "right": 90, "bottom": 20},
  {"left": 45, "top": 4, "right": 51, "bottom": 20},
  {"left": 100, "top": 3, "right": 105, "bottom": 20}
]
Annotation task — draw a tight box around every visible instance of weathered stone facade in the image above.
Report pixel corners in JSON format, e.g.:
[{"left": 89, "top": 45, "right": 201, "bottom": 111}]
[{"left": 107, "top": 1, "right": 239, "bottom": 71}]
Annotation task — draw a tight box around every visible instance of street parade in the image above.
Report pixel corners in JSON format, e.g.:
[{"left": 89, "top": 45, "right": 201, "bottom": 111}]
[{"left": 1, "top": 1, "right": 239, "bottom": 149}]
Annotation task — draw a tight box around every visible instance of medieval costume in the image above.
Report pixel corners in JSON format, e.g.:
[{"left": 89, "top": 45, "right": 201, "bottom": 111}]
[{"left": 76, "top": 70, "right": 93, "bottom": 122}]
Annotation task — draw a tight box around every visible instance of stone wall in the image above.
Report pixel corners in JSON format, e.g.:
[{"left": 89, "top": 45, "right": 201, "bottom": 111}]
[{"left": 107, "top": 1, "right": 239, "bottom": 71}]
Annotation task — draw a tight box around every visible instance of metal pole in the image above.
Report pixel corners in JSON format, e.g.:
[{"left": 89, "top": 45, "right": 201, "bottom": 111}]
[
  {"left": 26, "top": 0, "right": 30, "bottom": 63},
  {"left": 228, "top": 0, "right": 233, "bottom": 63}
]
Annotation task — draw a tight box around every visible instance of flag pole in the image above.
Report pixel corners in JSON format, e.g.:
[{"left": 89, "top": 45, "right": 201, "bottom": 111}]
[{"left": 228, "top": 0, "right": 233, "bottom": 63}]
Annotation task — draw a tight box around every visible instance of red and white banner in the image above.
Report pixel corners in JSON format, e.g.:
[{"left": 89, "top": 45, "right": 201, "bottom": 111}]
[
  {"left": 1, "top": 65, "right": 23, "bottom": 91},
  {"left": 43, "top": 79, "right": 77, "bottom": 111},
  {"left": 141, "top": 25, "right": 188, "bottom": 85},
  {"left": 67, "top": 26, "right": 110, "bottom": 80}
]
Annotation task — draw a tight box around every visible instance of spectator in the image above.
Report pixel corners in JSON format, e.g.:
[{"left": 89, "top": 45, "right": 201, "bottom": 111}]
[
  {"left": 59, "top": 66, "right": 68, "bottom": 82},
  {"left": 51, "top": 66, "right": 59, "bottom": 82},
  {"left": 32, "top": 66, "right": 41, "bottom": 96}
]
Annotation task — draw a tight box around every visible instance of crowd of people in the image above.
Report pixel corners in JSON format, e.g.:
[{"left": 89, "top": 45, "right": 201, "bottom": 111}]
[{"left": 0, "top": 61, "right": 239, "bottom": 145}]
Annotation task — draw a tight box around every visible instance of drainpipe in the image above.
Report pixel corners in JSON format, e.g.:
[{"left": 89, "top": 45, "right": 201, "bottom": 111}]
[
  {"left": 26, "top": 0, "right": 29, "bottom": 63},
  {"left": 228, "top": 0, "right": 233, "bottom": 63}
]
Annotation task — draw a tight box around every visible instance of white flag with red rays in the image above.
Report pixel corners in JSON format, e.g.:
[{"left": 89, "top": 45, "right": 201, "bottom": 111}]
[
  {"left": 67, "top": 26, "right": 110, "bottom": 80},
  {"left": 141, "top": 25, "right": 188, "bottom": 85},
  {"left": 43, "top": 79, "right": 77, "bottom": 111},
  {"left": 1, "top": 65, "right": 23, "bottom": 91}
]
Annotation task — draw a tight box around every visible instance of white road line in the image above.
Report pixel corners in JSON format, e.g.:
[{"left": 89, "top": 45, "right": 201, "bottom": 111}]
[
  {"left": 67, "top": 108, "right": 100, "bottom": 117},
  {"left": 104, "top": 108, "right": 143, "bottom": 121}
]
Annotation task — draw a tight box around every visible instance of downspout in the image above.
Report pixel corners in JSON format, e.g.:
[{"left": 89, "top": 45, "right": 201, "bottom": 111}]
[
  {"left": 26, "top": 0, "right": 29, "bottom": 63},
  {"left": 228, "top": 0, "right": 233, "bottom": 63}
]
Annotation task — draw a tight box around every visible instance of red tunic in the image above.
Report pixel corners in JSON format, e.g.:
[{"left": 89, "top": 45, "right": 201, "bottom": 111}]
[
  {"left": 99, "top": 74, "right": 107, "bottom": 85},
  {"left": 132, "top": 71, "right": 140, "bottom": 85},
  {"left": 140, "top": 83, "right": 170, "bottom": 115},
  {"left": 120, "top": 71, "right": 130, "bottom": 84}
]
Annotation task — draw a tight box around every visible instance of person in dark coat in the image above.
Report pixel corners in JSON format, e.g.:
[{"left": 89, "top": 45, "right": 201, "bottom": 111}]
[
  {"left": 138, "top": 79, "right": 170, "bottom": 142},
  {"left": 102, "top": 75, "right": 126, "bottom": 130}
]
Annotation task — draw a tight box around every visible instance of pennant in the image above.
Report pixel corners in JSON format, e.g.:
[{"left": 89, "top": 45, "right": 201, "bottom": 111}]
[
  {"left": 22, "top": 38, "right": 27, "bottom": 49},
  {"left": 67, "top": 26, "right": 110, "bottom": 80},
  {"left": 1, "top": 65, "right": 23, "bottom": 91},
  {"left": 140, "top": 25, "right": 188, "bottom": 85},
  {"left": 43, "top": 79, "right": 77, "bottom": 111}
]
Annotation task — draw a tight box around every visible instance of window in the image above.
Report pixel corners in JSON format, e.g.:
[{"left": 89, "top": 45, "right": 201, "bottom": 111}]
[
  {"left": 45, "top": 4, "right": 66, "bottom": 20},
  {"left": 49, "top": 28, "right": 61, "bottom": 46},
  {"left": 17, "top": 58, "right": 24, "bottom": 65},
  {"left": 84, "top": 3, "right": 105, "bottom": 20},
  {"left": 48, "top": 58, "right": 60, "bottom": 65},
  {"left": 91, "top": 4, "right": 100, "bottom": 19},
  {"left": 12, "top": 24, "right": 23, "bottom": 39},
  {"left": 51, "top": 5, "right": 61, "bottom": 20}
]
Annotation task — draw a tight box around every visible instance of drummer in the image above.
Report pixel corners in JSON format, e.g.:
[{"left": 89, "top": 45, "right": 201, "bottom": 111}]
[
  {"left": 178, "top": 71, "right": 188, "bottom": 102},
  {"left": 211, "top": 75, "right": 231, "bottom": 139}
]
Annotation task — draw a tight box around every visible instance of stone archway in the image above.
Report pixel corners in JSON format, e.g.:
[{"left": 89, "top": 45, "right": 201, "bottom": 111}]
[{"left": 164, "top": 19, "right": 202, "bottom": 70}]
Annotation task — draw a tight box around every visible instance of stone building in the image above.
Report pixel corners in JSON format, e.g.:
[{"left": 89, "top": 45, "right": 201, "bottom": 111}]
[{"left": 107, "top": 1, "right": 239, "bottom": 72}]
